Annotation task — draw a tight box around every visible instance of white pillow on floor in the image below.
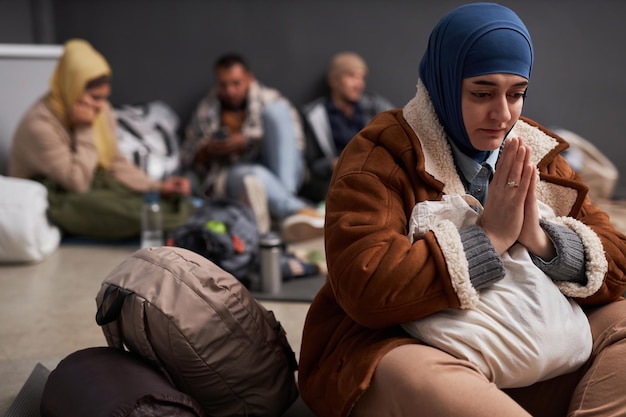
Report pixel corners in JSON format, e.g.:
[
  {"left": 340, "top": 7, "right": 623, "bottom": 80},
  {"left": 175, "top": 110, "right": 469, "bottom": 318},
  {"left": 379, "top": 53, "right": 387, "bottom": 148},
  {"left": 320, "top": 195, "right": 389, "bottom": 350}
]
[{"left": 0, "top": 175, "right": 60, "bottom": 263}]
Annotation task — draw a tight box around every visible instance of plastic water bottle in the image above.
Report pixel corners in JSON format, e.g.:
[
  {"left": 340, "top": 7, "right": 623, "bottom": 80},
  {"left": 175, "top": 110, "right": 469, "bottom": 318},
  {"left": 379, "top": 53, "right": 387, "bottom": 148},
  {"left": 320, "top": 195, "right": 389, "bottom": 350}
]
[{"left": 141, "top": 190, "right": 163, "bottom": 248}]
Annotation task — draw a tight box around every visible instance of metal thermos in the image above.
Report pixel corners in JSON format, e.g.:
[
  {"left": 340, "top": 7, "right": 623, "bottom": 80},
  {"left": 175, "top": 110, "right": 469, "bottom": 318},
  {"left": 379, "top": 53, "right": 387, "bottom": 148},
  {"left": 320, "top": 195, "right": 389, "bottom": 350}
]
[{"left": 259, "top": 232, "right": 283, "bottom": 294}]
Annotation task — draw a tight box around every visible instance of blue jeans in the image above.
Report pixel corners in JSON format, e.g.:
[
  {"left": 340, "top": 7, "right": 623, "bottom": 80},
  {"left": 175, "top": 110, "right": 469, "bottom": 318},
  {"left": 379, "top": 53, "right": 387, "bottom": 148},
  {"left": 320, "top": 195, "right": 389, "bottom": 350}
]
[{"left": 225, "top": 101, "right": 307, "bottom": 220}]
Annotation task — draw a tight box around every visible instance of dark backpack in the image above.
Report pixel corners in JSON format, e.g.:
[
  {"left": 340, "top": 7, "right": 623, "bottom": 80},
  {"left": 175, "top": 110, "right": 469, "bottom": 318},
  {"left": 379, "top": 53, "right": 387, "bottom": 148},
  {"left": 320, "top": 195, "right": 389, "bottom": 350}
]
[
  {"left": 170, "top": 199, "right": 259, "bottom": 287},
  {"left": 41, "top": 347, "right": 205, "bottom": 417}
]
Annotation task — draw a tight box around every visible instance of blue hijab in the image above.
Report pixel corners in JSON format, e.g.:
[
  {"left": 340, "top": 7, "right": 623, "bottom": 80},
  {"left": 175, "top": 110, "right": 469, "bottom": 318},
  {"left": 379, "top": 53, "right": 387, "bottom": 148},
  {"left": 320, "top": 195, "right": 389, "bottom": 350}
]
[{"left": 419, "top": 2, "right": 534, "bottom": 161}]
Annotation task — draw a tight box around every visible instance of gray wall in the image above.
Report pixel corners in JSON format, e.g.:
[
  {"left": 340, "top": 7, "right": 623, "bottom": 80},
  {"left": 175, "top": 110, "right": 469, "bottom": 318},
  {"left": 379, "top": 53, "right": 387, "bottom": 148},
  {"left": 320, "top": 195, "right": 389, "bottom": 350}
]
[
  {"left": 0, "top": 0, "right": 54, "bottom": 43},
  {"left": 3, "top": 0, "right": 626, "bottom": 197},
  {"left": 0, "top": 0, "right": 36, "bottom": 43}
]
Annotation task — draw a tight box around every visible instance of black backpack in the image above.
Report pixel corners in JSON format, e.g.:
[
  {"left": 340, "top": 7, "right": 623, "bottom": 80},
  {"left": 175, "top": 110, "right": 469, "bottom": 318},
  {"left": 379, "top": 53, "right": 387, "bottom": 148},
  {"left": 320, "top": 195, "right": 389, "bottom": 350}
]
[{"left": 170, "top": 199, "right": 259, "bottom": 287}]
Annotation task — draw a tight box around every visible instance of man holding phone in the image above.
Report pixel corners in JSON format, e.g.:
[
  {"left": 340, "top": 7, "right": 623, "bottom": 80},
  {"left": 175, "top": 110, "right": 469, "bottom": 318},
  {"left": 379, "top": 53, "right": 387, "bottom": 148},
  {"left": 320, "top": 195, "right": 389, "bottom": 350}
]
[{"left": 181, "top": 53, "right": 324, "bottom": 242}]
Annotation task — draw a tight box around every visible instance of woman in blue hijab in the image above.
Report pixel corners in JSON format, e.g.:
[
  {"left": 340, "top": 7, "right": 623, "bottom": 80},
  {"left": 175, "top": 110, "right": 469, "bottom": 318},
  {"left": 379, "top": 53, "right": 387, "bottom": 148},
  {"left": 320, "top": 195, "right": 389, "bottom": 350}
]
[
  {"left": 298, "top": 3, "right": 626, "bottom": 417},
  {"left": 420, "top": 2, "right": 533, "bottom": 162}
]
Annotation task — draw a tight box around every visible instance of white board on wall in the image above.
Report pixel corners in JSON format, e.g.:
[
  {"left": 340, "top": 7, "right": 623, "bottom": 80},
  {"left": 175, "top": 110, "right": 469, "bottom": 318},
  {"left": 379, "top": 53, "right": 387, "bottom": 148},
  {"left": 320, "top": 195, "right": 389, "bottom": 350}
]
[{"left": 0, "top": 44, "right": 62, "bottom": 175}]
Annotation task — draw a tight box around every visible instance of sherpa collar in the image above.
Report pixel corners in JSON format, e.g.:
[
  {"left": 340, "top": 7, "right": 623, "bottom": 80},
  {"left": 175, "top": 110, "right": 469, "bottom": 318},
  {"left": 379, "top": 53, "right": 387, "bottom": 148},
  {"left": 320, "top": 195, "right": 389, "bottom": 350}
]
[{"left": 402, "top": 79, "right": 568, "bottom": 208}]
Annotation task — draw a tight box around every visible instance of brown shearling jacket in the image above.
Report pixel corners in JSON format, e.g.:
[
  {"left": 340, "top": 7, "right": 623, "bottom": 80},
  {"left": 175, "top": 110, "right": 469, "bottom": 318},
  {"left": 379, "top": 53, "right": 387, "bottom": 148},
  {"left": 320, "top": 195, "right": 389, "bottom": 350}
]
[{"left": 298, "top": 81, "right": 626, "bottom": 417}]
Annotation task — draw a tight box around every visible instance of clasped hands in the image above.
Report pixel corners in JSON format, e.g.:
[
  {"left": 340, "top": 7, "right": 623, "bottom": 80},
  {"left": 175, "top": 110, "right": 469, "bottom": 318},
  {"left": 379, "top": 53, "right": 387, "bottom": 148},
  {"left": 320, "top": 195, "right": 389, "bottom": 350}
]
[{"left": 480, "top": 137, "right": 556, "bottom": 259}]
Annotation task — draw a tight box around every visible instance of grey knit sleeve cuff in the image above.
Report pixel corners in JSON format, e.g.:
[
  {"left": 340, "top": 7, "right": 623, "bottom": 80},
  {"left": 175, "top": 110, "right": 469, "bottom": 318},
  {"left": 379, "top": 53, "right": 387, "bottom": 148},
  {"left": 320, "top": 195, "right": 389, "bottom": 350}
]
[
  {"left": 459, "top": 225, "right": 505, "bottom": 290},
  {"left": 530, "top": 220, "right": 587, "bottom": 284}
]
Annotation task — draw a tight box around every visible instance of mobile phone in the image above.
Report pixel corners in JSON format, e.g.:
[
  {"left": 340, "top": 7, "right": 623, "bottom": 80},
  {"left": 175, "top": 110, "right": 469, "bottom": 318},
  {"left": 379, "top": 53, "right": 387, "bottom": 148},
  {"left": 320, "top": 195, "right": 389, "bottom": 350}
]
[{"left": 214, "top": 127, "right": 229, "bottom": 140}]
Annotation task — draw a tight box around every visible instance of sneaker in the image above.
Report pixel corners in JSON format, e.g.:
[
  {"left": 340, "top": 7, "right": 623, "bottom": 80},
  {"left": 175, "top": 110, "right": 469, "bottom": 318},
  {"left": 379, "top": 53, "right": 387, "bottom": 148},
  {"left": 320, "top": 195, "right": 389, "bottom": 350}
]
[
  {"left": 242, "top": 175, "right": 271, "bottom": 235},
  {"left": 281, "top": 207, "right": 324, "bottom": 243}
]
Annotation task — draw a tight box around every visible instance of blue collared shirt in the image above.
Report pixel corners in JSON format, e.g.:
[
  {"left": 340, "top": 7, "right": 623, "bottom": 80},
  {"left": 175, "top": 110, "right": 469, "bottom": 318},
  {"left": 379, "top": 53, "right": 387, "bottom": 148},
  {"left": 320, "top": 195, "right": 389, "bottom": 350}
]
[
  {"left": 448, "top": 139, "right": 499, "bottom": 205},
  {"left": 325, "top": 98, "right": 366, "bottom": 150}
]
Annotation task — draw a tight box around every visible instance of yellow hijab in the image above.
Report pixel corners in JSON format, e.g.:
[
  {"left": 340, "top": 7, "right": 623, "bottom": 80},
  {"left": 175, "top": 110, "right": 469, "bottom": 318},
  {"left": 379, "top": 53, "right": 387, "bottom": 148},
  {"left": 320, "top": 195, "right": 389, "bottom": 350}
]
[{"left": 48, "top": 39, "right": 115, "bottom": 169}]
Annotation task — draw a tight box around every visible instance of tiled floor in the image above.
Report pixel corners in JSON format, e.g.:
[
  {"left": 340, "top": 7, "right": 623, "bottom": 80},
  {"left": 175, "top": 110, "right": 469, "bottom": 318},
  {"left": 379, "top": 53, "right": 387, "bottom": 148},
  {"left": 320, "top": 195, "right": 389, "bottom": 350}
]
[{"left": 0, "top": 242, "right": 316, "bottom": 415}]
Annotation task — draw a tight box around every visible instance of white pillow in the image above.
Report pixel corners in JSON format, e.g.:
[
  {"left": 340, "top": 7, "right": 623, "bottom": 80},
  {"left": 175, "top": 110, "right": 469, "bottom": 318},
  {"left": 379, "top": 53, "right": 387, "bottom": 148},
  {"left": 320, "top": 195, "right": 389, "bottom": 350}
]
[
  {"left": 0, "top": 176, "right": 61, "bottom": 263},
  {"left": 402, "top": 195, "right": 592, "bottom": 388}
]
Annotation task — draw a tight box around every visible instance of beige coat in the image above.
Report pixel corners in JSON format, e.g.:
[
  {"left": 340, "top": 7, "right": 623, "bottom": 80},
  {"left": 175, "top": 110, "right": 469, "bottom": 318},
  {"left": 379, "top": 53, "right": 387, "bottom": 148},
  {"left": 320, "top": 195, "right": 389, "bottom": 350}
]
[{"left": 10, "top": 96, "right": 158, "bottom": 193}]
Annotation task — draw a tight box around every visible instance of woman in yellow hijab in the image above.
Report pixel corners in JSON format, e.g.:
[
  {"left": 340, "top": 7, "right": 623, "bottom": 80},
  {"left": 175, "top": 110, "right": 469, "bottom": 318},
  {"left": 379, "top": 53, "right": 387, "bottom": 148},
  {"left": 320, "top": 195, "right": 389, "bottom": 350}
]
[
  {"left": 10, "top": 39, "right": 192, "bottom": 240},
  {"left": 48, "top": 39, "right": 117, "bottom": 171}
]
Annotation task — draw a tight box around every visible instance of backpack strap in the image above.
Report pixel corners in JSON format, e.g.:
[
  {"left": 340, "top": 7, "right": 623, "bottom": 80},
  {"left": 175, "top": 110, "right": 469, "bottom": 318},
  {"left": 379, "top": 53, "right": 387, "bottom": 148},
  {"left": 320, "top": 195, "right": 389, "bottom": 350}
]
[
  {"left": 96, "top": 285, "right": 131, "bottom": 324},
  {"left": 95, "top": 285, "right": 132, "bottom": 349}
]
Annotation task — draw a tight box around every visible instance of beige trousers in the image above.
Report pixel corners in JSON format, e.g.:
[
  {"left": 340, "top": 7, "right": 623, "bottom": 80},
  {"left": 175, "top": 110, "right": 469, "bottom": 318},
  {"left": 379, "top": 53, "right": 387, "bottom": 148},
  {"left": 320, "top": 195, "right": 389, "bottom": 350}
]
[{"left": 352, "top": 300, "right": 626, "bottom": 417}]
